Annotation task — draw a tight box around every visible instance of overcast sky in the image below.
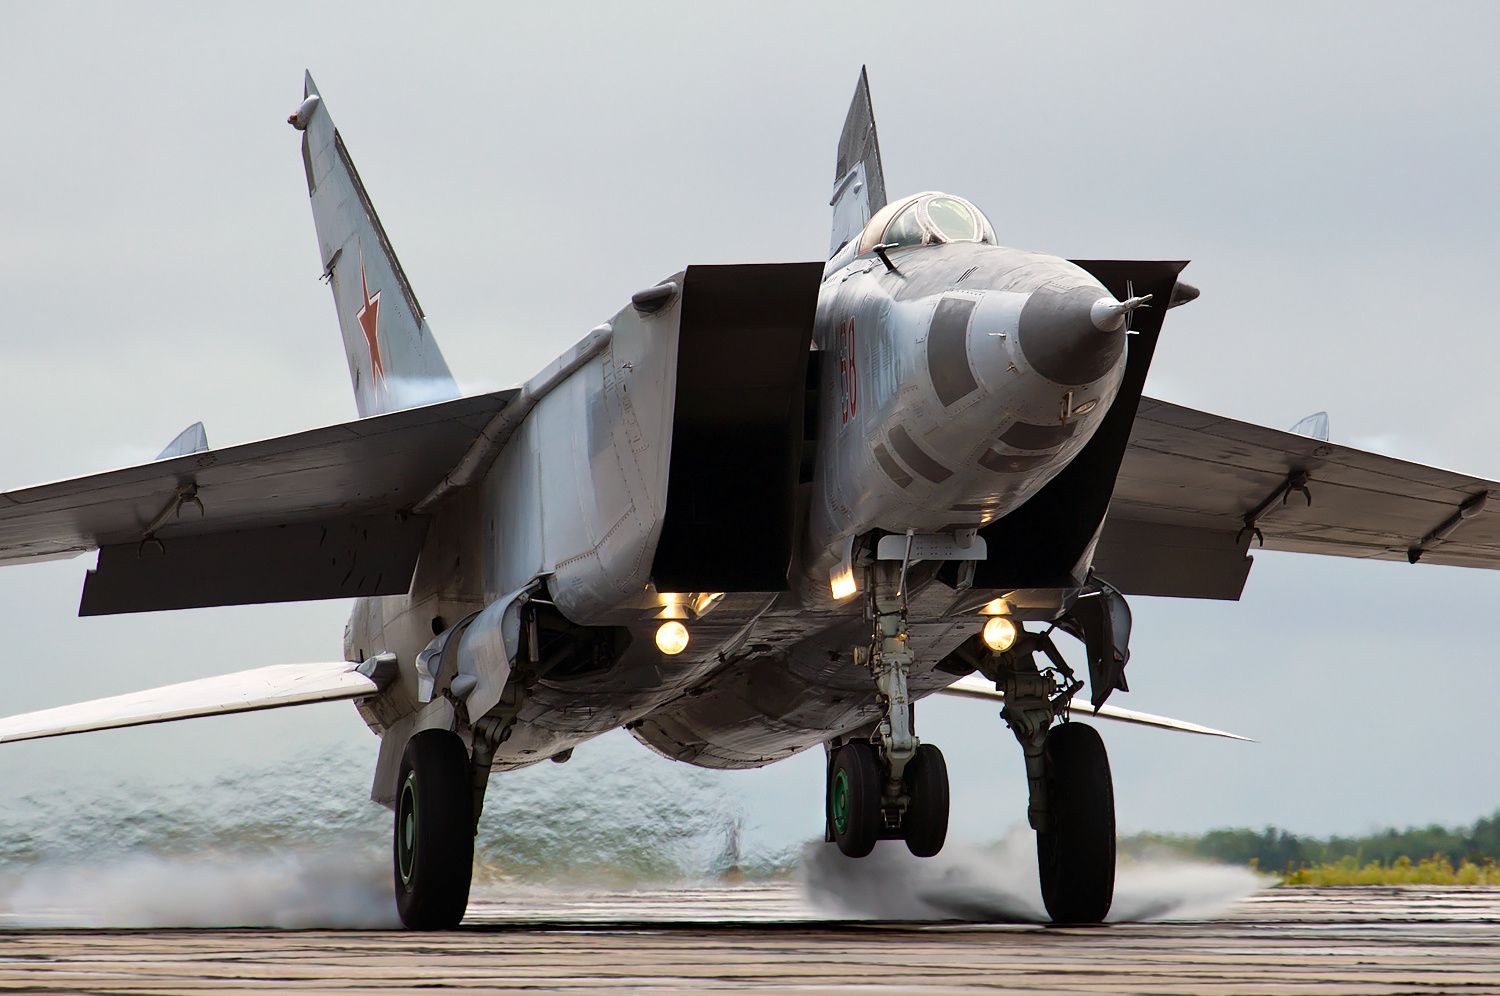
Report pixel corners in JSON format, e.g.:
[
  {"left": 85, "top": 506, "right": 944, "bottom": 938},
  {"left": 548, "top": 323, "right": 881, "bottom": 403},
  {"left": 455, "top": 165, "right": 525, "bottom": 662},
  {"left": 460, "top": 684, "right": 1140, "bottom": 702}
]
[{"left": 4, "top": 1, "right": 1500, "bottom": 852}]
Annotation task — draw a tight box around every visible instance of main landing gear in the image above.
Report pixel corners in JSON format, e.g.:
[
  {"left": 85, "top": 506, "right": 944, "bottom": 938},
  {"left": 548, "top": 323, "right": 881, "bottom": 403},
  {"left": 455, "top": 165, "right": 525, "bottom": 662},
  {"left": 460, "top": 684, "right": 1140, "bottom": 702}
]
[
  {"left": 983, "top": 626, "right": 1115, "bottom": 924},
  {"left": 826, "top": 562, "right": 950, "bottom": 859},
  {"left": 393, "top": 730, "right": 476, "bottom": 929}
]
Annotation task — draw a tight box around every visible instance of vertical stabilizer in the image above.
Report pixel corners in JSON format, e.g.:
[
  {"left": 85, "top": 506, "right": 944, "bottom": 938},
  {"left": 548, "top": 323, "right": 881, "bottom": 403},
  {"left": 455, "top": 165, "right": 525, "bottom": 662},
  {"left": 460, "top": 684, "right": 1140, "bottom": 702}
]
[
  {"left": 829, "top": 67, "right": 888, "bottom": 257},
  {"left": 292, "top": 72, "right": 458, "bottom": 417}
]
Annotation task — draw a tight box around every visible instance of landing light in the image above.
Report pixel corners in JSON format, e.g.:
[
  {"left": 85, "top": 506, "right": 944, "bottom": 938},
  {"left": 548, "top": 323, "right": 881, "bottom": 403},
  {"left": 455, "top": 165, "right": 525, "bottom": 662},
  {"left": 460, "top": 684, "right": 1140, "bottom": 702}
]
[
  {"left": 830, "top": 565, "right": 858, "bottom": 601},
  {"left": 982, "top": 616, "right": 1018, "bottom": 653},
  {"left": 656, "top": 620, "right": 690, "bottom": 656}
]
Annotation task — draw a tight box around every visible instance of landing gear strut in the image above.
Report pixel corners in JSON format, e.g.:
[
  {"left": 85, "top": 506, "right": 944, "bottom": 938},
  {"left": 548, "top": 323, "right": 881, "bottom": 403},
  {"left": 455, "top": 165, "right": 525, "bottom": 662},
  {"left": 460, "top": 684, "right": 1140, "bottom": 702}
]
[
  {"left": 826, "top": 561, "right": 950, "bottom": 859},
  {"left": 984, "top": 627, "right": 1115, "bottom": 923}
]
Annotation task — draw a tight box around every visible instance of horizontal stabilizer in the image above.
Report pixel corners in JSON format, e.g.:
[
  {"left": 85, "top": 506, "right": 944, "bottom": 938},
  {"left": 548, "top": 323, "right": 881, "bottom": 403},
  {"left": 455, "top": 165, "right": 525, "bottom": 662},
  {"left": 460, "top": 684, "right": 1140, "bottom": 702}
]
[
  {"left": 939, "top": 675, "right": 1251, "bottom": 741},
  {"left": 0, "top": 659, "right": 391, "bottom": 744}
]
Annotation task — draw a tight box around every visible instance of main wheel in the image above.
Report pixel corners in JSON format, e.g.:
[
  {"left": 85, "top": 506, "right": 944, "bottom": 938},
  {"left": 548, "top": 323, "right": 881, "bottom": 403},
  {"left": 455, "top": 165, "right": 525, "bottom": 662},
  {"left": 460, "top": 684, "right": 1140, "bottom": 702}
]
[
  {"left": 828, "top": 741, "right": 882, "bottom": 858},
  {"left": 394, "top": 730, "right": 475, "bottom": 929},
  {"left": 1036, "top": 722, "right": 1115, "bottom": 924},
  {"left": 902, "top": 743, "right": 950, "bottom": 858}
]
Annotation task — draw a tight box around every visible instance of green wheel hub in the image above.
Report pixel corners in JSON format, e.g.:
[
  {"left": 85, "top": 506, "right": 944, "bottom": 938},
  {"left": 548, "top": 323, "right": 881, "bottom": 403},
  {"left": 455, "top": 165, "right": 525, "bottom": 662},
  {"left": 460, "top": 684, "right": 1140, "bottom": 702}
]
[
  {"left": 398, "top": 774, "right": 418, "bottom": 885},
  {"left": 830, "top": 767, "right": 851, "bottom": 834}
]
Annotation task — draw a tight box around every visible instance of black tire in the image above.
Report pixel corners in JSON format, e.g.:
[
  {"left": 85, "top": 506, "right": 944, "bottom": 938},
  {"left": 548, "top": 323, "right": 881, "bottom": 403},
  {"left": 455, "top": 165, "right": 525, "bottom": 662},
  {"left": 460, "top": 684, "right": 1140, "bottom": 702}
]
[
  {"left": 902, "top": 744, "right": 950, "bottom": 858},
  {"left": 828, "top": 741, "right": 882, "bottom": 858},
  {"left": 394, "top": 730, "right": 475, "bottom": 929},
  {"left": 1036, "top": 722, "right": 1115, "bottom": 924}
]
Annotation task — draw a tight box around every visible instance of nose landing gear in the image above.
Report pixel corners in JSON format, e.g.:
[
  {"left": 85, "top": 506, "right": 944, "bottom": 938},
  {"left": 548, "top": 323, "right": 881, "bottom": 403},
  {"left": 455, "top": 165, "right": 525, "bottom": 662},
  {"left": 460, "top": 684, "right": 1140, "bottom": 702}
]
[{"left": 825, "top": 561, "right": 951, "bottom": 859}]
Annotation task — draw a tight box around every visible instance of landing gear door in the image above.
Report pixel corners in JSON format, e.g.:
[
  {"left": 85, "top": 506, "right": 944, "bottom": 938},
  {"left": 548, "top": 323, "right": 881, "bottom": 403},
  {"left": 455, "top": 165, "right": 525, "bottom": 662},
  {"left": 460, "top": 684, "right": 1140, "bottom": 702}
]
[{"left": 1069, "top": 582, "right": 1132, "bottom": 710}]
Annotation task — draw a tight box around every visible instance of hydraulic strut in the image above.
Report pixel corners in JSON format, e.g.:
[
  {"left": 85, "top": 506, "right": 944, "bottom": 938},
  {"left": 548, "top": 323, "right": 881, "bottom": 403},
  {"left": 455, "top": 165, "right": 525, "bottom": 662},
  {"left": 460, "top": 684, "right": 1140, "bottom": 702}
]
[{"left": 981, "top": 629, "right": 1082, "bottom": 832}]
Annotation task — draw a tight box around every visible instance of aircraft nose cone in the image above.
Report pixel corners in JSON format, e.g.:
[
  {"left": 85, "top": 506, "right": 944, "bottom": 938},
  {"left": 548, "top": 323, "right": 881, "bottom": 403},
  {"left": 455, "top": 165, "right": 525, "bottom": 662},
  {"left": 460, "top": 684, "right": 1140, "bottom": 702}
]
[{"left": 1017, "top": 284, "right": 1126, "bottom": 386}]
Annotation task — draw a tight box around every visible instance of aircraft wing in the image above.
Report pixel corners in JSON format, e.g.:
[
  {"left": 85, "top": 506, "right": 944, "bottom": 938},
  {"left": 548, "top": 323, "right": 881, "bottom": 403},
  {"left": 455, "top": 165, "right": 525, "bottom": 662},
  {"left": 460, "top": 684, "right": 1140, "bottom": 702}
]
[
  {"left": 939, "top": 676, "right": 1250, "bottom": 741},
  {"left": 0, "top": 390, "right": 515, "bottom": 614},
  {"left": 0, "top": 660, "right": 388, "bottom": 744},
  {"left": 1093, "top": 397, "right": 1500, "bottom": 599}
]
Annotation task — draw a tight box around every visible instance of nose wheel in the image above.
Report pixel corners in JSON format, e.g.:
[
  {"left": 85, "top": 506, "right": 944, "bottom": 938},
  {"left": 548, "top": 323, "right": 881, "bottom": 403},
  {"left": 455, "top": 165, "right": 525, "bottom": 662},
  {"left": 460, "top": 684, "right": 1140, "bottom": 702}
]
[
  {"left": 901, "top": 743, "right": 950, "bottom": 858},
  {"left": 826, "top": 741, "right": 881, "bottom": 857},
  {"left": 826, "top": 740, "right": 951, "bottom": 858}
]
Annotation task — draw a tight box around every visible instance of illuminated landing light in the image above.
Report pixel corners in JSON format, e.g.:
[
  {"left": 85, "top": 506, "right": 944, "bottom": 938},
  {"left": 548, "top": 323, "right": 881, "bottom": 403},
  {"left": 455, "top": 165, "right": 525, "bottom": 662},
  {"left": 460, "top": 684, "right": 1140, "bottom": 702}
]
[
  {"left": 830, "top": 565, "right": 858, "bottom": 601},
  {"left": 982, "top": 616, "right": 1018, "bottom": 653},
  {"left": 656, "top": 621, "right": 690, "bottom": 656},
  {"left": 980, "top": 598, "right": 1010, "bottom": 616}
]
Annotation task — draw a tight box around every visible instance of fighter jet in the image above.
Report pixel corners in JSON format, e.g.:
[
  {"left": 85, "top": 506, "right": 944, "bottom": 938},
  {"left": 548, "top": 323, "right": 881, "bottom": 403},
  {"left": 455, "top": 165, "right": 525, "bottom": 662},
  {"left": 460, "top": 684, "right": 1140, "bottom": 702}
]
[{"left": 1, "top": 69, "right": 1492, "bottom": 929}]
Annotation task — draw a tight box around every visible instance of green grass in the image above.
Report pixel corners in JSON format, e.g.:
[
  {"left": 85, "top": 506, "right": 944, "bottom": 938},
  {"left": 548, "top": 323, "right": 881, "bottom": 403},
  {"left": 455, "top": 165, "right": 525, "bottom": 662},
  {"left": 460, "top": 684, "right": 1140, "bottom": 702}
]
[
  {"left": 1123, "top": 808, "right": 1500, "bottom": 886},
  {"left": 1278, "top": 855, "right": 1500, "bottom": 886}
]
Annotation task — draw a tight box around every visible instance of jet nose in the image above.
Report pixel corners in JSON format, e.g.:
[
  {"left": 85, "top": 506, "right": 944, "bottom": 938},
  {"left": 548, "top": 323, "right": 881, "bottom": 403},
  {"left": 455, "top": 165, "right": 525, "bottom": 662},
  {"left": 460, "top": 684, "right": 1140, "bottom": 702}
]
[{"left": 1016, "top": 284, "right": 1128, "bottom": 387}]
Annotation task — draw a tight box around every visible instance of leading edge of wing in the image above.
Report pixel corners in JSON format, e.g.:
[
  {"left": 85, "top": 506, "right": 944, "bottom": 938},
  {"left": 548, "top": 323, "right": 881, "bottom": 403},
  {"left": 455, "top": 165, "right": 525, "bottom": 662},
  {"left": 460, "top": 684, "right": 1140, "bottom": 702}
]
[
  {"left": 0, "top": 660, "right": 389, "bottom": 744},
  {"left": 939, "top": 675, "right": 1253, "bottom": 742}
]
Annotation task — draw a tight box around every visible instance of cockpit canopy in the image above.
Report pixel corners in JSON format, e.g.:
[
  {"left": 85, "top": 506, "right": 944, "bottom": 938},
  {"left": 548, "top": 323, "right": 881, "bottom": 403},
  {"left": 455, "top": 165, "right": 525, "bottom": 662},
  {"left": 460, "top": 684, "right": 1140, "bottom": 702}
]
[{"left": 858, "top": 192, "right": 996, "bottom": 255}]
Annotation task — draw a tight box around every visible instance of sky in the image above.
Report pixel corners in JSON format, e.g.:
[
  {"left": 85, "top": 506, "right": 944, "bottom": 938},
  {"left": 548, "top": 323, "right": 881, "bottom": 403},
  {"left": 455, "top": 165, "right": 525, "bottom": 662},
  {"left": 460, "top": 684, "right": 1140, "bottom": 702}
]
[{"left": 3, "top": 1, "right": 1500, "bottom": 856}]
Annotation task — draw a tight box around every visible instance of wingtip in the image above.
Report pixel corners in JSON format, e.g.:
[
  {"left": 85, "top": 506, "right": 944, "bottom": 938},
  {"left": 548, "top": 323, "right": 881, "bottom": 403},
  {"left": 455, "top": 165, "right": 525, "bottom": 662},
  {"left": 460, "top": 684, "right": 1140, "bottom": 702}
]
[{"left": 303, "top": 69, "right": 320, "bottom": 98}]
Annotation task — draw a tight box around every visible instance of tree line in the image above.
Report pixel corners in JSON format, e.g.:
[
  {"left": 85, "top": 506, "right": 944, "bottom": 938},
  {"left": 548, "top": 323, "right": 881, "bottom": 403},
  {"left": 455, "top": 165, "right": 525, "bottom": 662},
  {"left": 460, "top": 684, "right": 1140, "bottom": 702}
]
[{"left": 1126, "top": 810, "right": 1500, "bottom": 872}]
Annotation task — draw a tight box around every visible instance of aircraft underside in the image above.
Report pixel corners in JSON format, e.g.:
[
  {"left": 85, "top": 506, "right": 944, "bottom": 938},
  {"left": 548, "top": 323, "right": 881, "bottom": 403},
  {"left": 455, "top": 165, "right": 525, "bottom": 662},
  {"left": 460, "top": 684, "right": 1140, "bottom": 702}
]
[{"left": 491, "top": 578, "right": 1001, "bottom": 773}]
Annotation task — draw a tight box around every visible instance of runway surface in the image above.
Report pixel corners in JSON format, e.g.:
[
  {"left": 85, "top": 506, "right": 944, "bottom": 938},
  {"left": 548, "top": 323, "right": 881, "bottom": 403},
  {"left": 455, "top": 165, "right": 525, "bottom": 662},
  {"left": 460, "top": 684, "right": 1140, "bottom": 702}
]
[{"left": 1, "top": 884, "right": 1497, "bottom": 994}]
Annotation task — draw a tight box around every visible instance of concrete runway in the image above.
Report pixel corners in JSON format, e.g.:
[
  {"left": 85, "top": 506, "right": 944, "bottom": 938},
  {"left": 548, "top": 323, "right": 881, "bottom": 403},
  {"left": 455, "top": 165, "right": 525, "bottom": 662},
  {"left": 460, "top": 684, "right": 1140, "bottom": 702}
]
[{"left": 1, "top": 884, "right": 1497, "bottom": 994}]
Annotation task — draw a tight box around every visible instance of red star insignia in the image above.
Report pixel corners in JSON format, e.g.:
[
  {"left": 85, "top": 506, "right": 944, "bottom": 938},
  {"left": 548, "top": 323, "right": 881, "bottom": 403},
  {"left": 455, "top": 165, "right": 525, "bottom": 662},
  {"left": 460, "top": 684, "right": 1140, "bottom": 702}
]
[{"left": 356, "top": 256, "right": 385, "bottom": 386}]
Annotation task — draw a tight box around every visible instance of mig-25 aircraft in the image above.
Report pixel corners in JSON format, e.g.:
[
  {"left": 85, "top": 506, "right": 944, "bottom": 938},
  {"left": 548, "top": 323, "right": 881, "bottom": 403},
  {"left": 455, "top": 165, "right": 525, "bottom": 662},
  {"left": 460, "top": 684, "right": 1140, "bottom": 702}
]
[{"left": 3, "top": 69, "right": 1496, "bottom": 929}]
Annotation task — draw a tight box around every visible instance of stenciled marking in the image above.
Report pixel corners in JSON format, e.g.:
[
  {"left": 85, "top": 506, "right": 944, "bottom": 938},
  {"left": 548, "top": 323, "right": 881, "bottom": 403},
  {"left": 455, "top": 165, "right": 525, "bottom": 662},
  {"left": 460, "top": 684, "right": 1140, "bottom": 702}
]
[{"left": 837, "top": 316, "right": 858, "bottom": 425}]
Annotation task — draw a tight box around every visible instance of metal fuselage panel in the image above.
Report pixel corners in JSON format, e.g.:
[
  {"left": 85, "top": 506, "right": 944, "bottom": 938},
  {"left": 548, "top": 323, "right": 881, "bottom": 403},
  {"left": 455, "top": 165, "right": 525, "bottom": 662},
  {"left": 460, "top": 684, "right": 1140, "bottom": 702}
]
[{"left": 348, "top": 241, "right": 1127, "bottom": 771}]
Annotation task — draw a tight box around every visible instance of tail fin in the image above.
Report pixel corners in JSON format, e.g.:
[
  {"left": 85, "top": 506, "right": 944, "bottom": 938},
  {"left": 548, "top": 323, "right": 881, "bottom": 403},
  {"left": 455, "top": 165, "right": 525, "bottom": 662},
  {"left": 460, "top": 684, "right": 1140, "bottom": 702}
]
[
  {"left": 291, "top": 72, "right": 457, "bottom": 417},
  {"left": 829, "top": 67, "right": 888, "bottom": 257}
]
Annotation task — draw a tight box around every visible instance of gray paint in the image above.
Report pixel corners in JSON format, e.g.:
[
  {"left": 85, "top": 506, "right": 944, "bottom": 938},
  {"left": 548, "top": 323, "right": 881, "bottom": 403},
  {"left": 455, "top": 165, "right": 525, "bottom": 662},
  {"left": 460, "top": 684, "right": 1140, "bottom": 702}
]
[
  {"left": 1017, "top": 283, "right": 1126, "bottom": 386},
  {"left": 300, "top": 73, "right": 455, "bottom": 418}
]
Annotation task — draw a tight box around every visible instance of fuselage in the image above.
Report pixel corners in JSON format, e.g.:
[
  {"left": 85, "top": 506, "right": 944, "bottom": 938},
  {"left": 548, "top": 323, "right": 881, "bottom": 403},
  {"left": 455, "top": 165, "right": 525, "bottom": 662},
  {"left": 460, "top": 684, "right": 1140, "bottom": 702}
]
[{"left": 346, "top": 192, "right": 1131, "bottom": 784}]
